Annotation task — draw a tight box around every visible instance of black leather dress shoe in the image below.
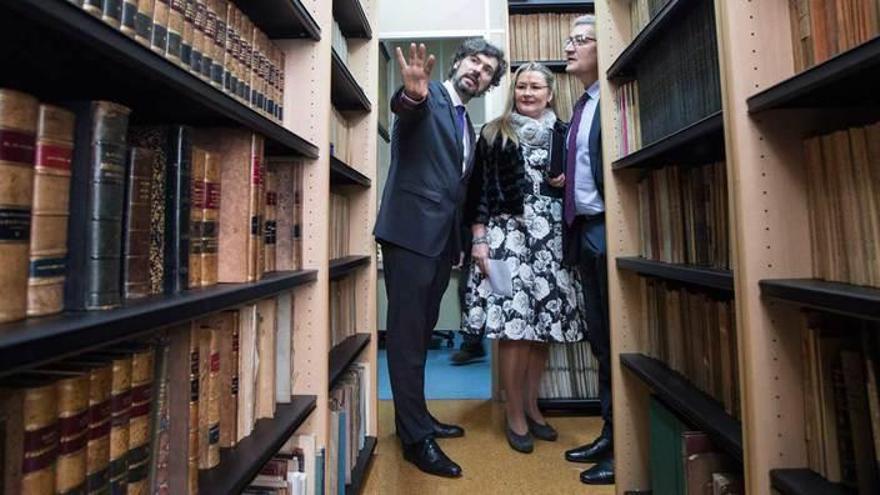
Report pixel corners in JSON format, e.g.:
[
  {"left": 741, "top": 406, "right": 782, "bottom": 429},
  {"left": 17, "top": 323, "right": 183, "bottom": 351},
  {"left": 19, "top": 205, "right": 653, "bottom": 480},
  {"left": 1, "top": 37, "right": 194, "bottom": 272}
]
[
  {"left": 403, "top": 437, "right": 462, "bottom": 478},
  {"left": 432, "top": 419, "right": 465, "bottom": 438},
  {"left": 580, "top": 458, "right": 614, "bottom": 485},
  {"left": 565, "top": 436, "right": 612, "bottom": 463}
]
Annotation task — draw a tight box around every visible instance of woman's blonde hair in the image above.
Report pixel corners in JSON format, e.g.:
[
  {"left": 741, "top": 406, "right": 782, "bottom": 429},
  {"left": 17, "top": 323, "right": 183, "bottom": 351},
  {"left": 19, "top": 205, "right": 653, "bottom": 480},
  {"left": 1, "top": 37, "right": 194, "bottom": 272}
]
[{"left": 481, "top": 62, "right": 559, "bottom": 147}]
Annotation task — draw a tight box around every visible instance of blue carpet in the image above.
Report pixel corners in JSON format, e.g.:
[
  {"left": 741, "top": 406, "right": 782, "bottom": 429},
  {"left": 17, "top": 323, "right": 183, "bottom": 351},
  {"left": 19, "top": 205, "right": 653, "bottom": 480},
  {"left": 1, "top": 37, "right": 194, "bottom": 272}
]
[{"left": 378, "top": 334, "right": 492, "bottom": 400}]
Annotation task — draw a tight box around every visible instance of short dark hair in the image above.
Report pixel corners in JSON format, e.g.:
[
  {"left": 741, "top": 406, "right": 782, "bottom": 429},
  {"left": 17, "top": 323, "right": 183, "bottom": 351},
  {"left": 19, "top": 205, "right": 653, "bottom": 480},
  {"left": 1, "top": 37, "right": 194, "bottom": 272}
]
[{"left": 447, "top": 38, "right": 508, "bottom": 89}]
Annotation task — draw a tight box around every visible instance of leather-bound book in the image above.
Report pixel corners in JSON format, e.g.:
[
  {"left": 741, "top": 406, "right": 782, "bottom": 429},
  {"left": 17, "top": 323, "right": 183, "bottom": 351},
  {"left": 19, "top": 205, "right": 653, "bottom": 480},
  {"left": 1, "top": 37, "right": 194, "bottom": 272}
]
[
  {"left": 202, "top": 0, "right": 217, "bottom": 83},
  {"left": 293, "top": 163, "right": 303, "bottom": 269},
  {"left": 237, "top": 304, "right": 257, "bottom": 440},
  {"left": 65, "top": 101, "right": 130, "bottom": 311},
  {"left": 0, "top": 89, "right": 39, "bottom": 323},
  {"left": 102, "top": 0, "right": 124, "bottom": 29},
  {"left": 28, "top": 104, "right": 75, "bottom": 317},
  {"left": 271, "top": 160, "right": 294, "bottom": 271},
  {"left": 250, "top": 133, "right": 265, "bottom": 280},
  {"left": 134, "top": 0, "right": 154, "bottom": 47},
  {"left": 223, "top": 0, "right": 236, "bottom": 96},
  {"left": 201, "top": 150, "right": 220, "bottom": 286},
  {"left": 276, "top": 45, "right": 285, "bottom": 122},
  {"left": 241, "top": 15, "right": 254, "bottom": 107},
  {"left": 128, "top": 127, "right": 168, "bottom": 295},
  {"left": 186, "top": 328, "right": 199, "bottom": 494},
  {"left": 255, "top": 297, "right": 277, "bottom": 419},
  {"left": 165, "top": 325, "right": 193, "bottom": 494},
  {"left": 212, "top": 311, "right": 238, "bottom": 448},
  {"left": 166, "top": 0, "right": 185, "bottom": 64},
  {"left": 188, "top": 147, "right": 206, "bottom": 289},
  {"left": 126, "top": 348, "right": 154, "bottom": 495},
  {"left": 209, "top": 0, "right": 226, "bottom": 88},
  {"left": 122, "top": 147, "right": 154, "bottom": 300},
  {"left": 193, "top": 0, "right": 209, "bottom": 81},
  {"left": 121, "top": 0, "right": 139, "bottom": 37},
  {"left": 181, "top": 0, "right": 196, "bottom": 70},
  {"left": 101, "top": 354, "right": 132, "bottom": 494},
  {"left": 83, "top": 0, "right": 104, "bottom": 17},
  {"left": 264, "top": 169, "right": 277, "bottom": 274},
  {"left": 151, "top": 0, "right": 169, "bottom": 55},
  {"left": 48, "top": 371, "right": 90, "bottom": 495},
  {"left": 147, "top": 331, "right": 171, "bottom": 495},
  {"left": 233, "top": 7, "right": 246, "bottom": 103},
  {"left": 0, "top": 377, "right": 58, "bottom": 495},
  {"left": 196, "top": 318, "right": 220, "bottom": 469},
  {"left": 163, "top": 126, "right": 192, "bottom": 295}
]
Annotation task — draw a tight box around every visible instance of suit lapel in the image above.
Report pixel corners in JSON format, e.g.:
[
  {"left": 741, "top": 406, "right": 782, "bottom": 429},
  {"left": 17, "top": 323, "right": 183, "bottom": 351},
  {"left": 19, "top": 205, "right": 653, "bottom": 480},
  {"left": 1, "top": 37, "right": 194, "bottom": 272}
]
[
  {"left": 463, "top": 113, "right": 477, "bottom": 178},
  {"left": 437, "top": 83, "right": 464, "bottom": 170}
]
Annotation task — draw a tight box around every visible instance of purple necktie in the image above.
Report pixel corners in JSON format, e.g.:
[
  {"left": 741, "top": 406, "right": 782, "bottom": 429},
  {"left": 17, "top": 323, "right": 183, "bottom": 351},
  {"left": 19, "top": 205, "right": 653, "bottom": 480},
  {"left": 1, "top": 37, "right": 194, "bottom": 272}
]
[
  {"left": 564, "top": 93, "right": 590, "bottom": 226},
  {"left": 456, "top": 105, "right": 467, "bottom": 171}
]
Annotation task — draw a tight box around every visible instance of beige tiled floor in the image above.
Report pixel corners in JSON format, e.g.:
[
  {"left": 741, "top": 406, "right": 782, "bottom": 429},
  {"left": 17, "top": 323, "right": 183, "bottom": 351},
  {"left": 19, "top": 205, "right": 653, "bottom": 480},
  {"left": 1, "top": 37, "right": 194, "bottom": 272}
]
[{"left": 361, "top": 400, "right": 616, "bottom": 494}]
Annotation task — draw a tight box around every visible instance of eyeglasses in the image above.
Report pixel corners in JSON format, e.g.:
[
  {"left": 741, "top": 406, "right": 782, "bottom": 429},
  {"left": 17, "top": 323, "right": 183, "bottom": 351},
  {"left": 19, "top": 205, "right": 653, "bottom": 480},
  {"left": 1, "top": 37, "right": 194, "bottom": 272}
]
[
  {"left": 563, "top": 35, "right": 596, "bottom": 48},
  {"left": 514, "top": 84, "right": 549, "bottom": 93}
]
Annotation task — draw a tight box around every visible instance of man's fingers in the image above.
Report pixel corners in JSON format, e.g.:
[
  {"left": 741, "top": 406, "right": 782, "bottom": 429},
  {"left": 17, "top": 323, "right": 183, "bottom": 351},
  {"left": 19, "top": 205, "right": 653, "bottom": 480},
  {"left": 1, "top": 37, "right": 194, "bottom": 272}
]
[
  {"left": 395, "top": 47, "right": 408, "bottom": 70},
  {"left": 424, "top": 54, "right": 436, "bottom": 77},
  {"left": 418, "top": 43, "right": 427, "bottom": 64},
  {"left": 409, "top": 43, "right": 418, "bottom": 64}
]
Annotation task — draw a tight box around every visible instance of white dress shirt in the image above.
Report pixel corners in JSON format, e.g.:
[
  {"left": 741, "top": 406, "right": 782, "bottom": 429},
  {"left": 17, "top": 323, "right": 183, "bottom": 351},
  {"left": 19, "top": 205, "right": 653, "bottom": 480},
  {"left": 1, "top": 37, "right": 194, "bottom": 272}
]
[{"left": 573, "top": 80, "right": 605, "bottom": 216}]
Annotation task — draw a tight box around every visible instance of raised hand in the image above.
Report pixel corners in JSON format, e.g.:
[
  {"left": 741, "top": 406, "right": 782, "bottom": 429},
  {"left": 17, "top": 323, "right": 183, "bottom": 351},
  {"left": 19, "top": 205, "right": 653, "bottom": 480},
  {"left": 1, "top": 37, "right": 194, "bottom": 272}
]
[{"left": 395, "top": 43, "right": 436, "bottom": 101}]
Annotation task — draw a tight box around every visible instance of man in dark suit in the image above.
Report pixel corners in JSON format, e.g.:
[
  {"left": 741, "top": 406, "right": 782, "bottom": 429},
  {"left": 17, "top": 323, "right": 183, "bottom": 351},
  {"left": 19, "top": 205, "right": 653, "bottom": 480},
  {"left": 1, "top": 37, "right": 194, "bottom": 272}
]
[
  {"left": 374, "top": 38, "right": 506, "bottom": 478},
  {"left": 558, "top": 15, "right": 615, "bottom": 485}
]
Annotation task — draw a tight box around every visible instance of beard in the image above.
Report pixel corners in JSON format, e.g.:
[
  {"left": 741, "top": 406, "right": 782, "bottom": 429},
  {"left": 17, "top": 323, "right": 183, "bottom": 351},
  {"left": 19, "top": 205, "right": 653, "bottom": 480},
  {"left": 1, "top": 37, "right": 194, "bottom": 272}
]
[{"left": 454, "top": 72, "right": 485, "bottom": 98}]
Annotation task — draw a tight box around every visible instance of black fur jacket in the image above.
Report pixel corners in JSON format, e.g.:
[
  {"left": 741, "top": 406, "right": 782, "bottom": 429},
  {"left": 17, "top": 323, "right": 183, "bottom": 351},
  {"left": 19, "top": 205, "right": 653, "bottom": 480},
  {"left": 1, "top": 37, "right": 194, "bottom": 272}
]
[{"left": 464, "top": 119, "right": 569, "bottom": 226}]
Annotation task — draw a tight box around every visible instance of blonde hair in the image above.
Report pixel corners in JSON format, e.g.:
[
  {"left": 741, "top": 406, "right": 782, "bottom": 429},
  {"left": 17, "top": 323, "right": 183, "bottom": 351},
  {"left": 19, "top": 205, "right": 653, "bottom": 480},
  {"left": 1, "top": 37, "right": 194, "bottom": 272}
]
[{"left": 481, "top": 63, "right": 559, "bottom": 147}]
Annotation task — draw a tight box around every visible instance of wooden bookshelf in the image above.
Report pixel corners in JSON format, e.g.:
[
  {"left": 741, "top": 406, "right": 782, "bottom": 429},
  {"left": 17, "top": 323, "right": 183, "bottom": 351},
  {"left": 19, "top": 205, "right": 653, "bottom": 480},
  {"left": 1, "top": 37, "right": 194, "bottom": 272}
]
[
  {"left": 606, "top": 0, "right": 694, "bottom": 81},
  {"left": 237, "top": 0, "right": 321, "bottom": 40},
  {"left": 621, "top": 353, "right": 743, "bottom": 461},
  {"left": 0, "top": 270, "right": 317, "bottom": 378},
  {"left": 616, "top": 256, "right": 734, "bottom": 292},
  {"left": 332, "top": 48, "right": 373, "bottom": 112},
  {"left": 769, "top": 469, "right": 851, "bottom": 495},
  {"left": 747, "top": 36, "right": 880, "bottom": 113},
  {"left": 333, "top": 0, "right": 372, "bottom": 39},
  {"left": 345, "top": 436, "right": 378, "bottom": 495},
  {"left": 198, "top": 396, "right": 318, "bottom": 494},
  {"left": 511, "top": 60, "right": 568, "bottom": 73},
  {"left": 329, "top": 333, "right": 371, "bottom": 389},
  {"left": 330, "top": 255, "right": 372, "bottom": 280},
  {"left": 538, "top": 398, "right": 602, "bottom": 415},
  {"left": 760, "top": 279, "right": 880, "bottom": 322},
  {"left": 0, "top": 0, "right": 319, "bottom": 159},
  {"left": 611, "top": 111, "right": 725, "bottom": 170},
  {"left": 331, "top": 156, "right": 373, "bottom": 187},
  {"left": 508, "top": 0, "right": 595, "bottom": 14}
]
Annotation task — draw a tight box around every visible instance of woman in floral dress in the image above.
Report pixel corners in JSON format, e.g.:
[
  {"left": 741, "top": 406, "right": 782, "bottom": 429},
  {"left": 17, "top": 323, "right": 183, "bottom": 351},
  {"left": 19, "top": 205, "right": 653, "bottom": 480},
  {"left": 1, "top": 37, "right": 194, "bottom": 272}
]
[{"left": 462, "top": 63, "right": 588, "bottom": 453}]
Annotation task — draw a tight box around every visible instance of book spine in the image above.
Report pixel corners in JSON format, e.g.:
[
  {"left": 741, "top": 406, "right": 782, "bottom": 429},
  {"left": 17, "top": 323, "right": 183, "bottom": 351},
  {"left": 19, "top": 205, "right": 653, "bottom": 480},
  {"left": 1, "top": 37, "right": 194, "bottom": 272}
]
[
  {"left": 201, "top": 151, "right": 220, "bottom": 287},
  {"left": 28, "top": 104, "right": 74, "bottom": 317},
  {"left": 56, "top": 374, "right": 90, "bottom": 495},
  {"left": 0, "top": 89, "right": 39, "bottom": 323},
  {"left": 166, "top": 0, "right": 185, "bottom": 64},
  {"left": 188, "top": 148, "right": 206, "bottom": 289},
  {"left": 210, "top": 0, "right": 226, "bottom": 88},
  {"left": 223, "top": 0, "right": 235, "bottom": 96},
  {"left": 264, "top": 170, "right": 277, "bottom": 274},
  {"left": 108, "top": 356, "right": 132, "bottom": 494},
  {"left": 85, "top": 365, "right": 113, "bottom": 495},
  {"left": 102, "top": 0, "right": 123, "bottom": 28},
  {"left": 134, "top": 0, "right": 154, "bottom": 47},
  {"left": 2, "top": 384, "right": 59, "bottom": 494},
  {"left": 121, "top": 0, "right": 138, "bottom": 36},
  {"left": 203, "top": 0, "right": 218, "bottom": 84},
  {"left": 127, "top": 349, "right": 154, "bottom": 495},
  {"left": 151, "top": 0, "right": 169, "bottom": 54},
  {"left": 195, "top": 0, "right": 211, "bottom": 80},
  {"left": 128, "top": 127, "right": 167, "bottom": 295},
  {"left": 187, "top": 330, "right": 199, "bottom": 495},
  {"left": 163, "top": 126, "right": 191, "bottom": 295},
  {"left": 122, "top": 147, "right": 154, "bottom": 300},
  {"left": 241, "top": 16, "right": 254, "bottom": 107},
  {"left": 66, "top": 101, "right": 130, "bottom": 311},
  {"left": 146, "top": 333, "right": 169, "bottom": 495},
  {"left": 181, "top": 0, "right": 195, "bottom": 71},
  {"left": 248, "top": 134, "right": 263, "bottom": 282},
  {"left": 217, "top": 311, "right": 238, "bottom": 448}
]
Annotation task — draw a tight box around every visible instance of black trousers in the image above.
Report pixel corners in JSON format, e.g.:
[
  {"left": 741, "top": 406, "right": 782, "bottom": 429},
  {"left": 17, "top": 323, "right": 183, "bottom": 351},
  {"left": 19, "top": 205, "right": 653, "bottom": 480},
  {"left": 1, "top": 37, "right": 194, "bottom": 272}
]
[
  {"left": 577, "top": 215, "right": 612, "bottom": 439},
  {"left": 382, "top": 242, "right": 453, "bottom": 445}
]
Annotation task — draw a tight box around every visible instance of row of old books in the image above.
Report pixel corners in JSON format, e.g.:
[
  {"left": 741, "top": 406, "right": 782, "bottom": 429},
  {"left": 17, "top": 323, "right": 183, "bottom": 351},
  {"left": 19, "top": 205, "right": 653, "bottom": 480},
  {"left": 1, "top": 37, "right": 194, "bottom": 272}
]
[
  {"left": 328, "top": 363, "right": 370, "bottom": 495},
  {"left": 509, "top": 13, "right": 582, "bottom": 62},
  {"left": 637, "top": 161, "right": 730, "bottom": 269},
  {"left": 801, "top": 316, "right": 880, "bottom": 493},
  {"left": 67, "top": 0, "right": 286, "bottom": 123},
  {"left": 642, "top": 279, "right": 741, "bottom": 419},
  {"left": 789, "top": 0, "right": 880, "bottom": 72},
  {"left": 0, "top": 90, "right": 305, "bottom": 324},
  {"left": 616, "top": 79, "right": 642, "bottom": 157},
  {"left": 0, "top": 292, "right": 297, "bottom": 495},
  {"left": 330, "top": 107, "right": 353, "bottom": 165},
  {"left": 633, "top": 0, "right": 721, "bottom": 146},
  {"left": 803, "top": 122, "right": 880, "bottom": 288},
  {"left": 538, "top": 342, "right": 599, "bottom": 400},
  {"left": 330, "top": 193, "right": 350, "bottom": 260},
  {"left": 629, "top": 0, "right": 670, "bottom": 36},
  {"left": 650, "top": 397, "right": 744, "bottom": 495},
  {"left": 330, "top": 277, "right": 358, "bottom": 349}
]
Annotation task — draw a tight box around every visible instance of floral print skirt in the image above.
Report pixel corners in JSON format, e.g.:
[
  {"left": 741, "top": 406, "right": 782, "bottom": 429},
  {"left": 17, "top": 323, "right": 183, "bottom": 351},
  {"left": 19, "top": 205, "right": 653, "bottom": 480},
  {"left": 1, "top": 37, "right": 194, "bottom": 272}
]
[{"left": 461, "top": 193, "right": 588, "bottom": 343}]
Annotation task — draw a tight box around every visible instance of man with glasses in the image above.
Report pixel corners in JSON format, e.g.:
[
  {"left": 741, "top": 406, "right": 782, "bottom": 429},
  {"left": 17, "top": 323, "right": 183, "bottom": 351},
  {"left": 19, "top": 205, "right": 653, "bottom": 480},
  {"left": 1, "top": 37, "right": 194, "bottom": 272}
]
[
  {"left": 375, "top": 38, "right": 506, "bottom": 478},
  {"left": 558, "top": 14, "right": 615, "bottom": 485}
]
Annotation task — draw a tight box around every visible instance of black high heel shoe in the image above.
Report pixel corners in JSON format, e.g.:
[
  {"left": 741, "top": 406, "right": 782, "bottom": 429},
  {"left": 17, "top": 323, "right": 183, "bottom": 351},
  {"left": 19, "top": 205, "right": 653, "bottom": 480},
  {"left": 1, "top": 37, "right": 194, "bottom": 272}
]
[
  {"left": 526, "top": 415, "right": 558, "bottom": 441},
  {"left": 505, "top": 421, "right": 534, "bottom": 453}
]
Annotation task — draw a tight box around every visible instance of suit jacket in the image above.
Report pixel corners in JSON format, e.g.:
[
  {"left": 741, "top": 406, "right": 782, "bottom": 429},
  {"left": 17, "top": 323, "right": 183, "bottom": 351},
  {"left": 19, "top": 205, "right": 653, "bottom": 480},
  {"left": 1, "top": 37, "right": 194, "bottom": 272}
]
[
  {"left": 374, "top": 81, "right": 477, "bottom": 258},
  {"left": 562, "top": 100, "right": 604, "bottom": 266}
]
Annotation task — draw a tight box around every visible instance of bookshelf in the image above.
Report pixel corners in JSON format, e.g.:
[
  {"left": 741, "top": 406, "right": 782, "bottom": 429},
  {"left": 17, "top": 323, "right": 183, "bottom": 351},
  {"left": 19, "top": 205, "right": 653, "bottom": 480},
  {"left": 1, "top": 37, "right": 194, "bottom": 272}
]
[
  {"left": 600, "top": 0, "right": 880, "bottom": 492},
  {"left": 610, "top": 111, "right": 725, "bottom": 170},
  {"left": 329, "top": 333, "right": 372, "bottom": 389},
  {"left": 508, "top": 0, "right": 596, "bottom": 14},
  {"left": 616, "top": 256, "right": 734, "bottom": 292},
  {"left": 198, "top": 396, "right": 318, "bottom": 494},
  {"left": 511, "top": 60, "right": 568, "bottom": 72},
  {"left": 345, "top": 436, "right": 378, "bottom": 495},
  {"left": 0, "top": 0, "right": 379, "bottom": 492},
  {"left": 329, "top": 255, "right": 373, "bottom": 280}
]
